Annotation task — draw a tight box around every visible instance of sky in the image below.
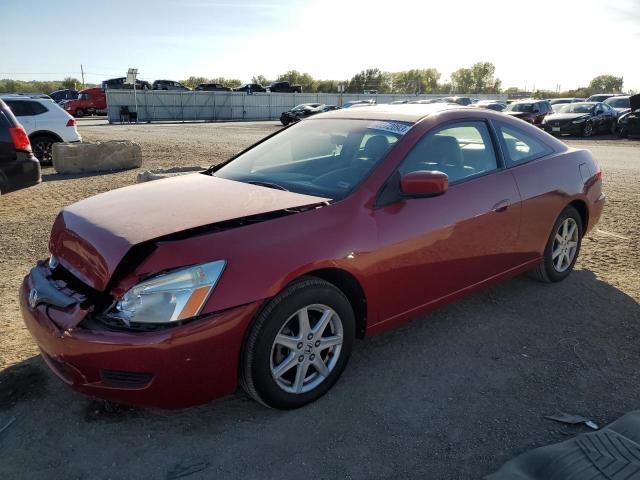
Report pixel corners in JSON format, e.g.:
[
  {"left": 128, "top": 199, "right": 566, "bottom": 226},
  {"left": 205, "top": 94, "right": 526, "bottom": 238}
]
[{"left": 1, "top": 0, "right": 639, "bottom": 92}]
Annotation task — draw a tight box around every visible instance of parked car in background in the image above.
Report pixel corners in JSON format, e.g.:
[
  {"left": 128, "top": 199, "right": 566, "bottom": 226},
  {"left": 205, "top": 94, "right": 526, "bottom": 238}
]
[
  {"left": 604, "top": 95, "right": 631, "bottom": 115},
  {"left": 504, "top": 100, "right": 552, "bottom": 125},
  {"left": 63, "top": 87, "right": 107, "bottom": 118},
  {"left": 234, "top": 83, "right": 267, "bottom": 93},
  {"left": 441, "top": 96, "right": 473, "bottom": 106},
  {"left": 153, "top": 80, "right": 191, "bottom": 91},
  {"left": 268, "top": 81, "right": 303, "bottom": 93},
  {"left": 343, "top": 100, "right": 375, "bottom": 108},
  {"left": 585, "top": 93, "right": 622, "bottom": 103},
  {"left": 471, "top": 100, "right": 506, "bottom": 111},
  {"left": 0, "top": 98, "right": 41, "bottom": 194},
  {"left": 49, "top": 89, "right": 78, "bottom": 105},
  {"left": 194, "top": 83, "right": 231, "bottom": 91},
  {"left": 102, "top": 77, "right": 151, "bottom": 90},
  {"left": 617, "top": 94, "right": 640, "bottom": 138},
  {"left": 549, "top": 98, "right": 585, "bottom": 106},
  {"left": 20, "top": 103, "right": 604, "bottom": 409},
  {"left": 2, "top": 95, "right": 81, "bottom": 163},
  {"left": 542, "top": 102, "right": 617, "bottom": 137},
  {"left": 279, "top": 104, "right": 339, "bottom": 125}
]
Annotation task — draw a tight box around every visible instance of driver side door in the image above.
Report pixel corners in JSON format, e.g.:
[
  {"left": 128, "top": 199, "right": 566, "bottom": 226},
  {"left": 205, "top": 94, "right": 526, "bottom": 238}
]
[{"left": 370, "top": 120, "right": 522, "bottom": 328}]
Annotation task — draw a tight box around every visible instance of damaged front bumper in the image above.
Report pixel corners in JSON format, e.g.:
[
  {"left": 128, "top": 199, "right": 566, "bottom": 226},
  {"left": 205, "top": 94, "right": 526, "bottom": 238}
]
[{"left": 20, "top": 262, "right": 261, "bottom": 409}]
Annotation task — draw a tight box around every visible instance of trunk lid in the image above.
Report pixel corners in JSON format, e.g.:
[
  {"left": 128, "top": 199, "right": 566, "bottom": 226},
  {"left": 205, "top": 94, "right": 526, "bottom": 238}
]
[{"left": 49, "top": 174, "right": 329, "bottom": 291}]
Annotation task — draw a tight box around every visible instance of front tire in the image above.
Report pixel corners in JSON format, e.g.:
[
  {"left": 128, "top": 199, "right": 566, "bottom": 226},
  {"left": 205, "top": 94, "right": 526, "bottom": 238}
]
[
  {"left": 241, "top": 277, "right": 355, "bottom": 409},
  {"left": 582, "top": 122, "right": 593, "bottom": 137},
  {"left": 529, "top": 206, "right": 583, "bottom": 283},
  {"left": 75, "top": 108, "right": 85, "bottom": 118}
]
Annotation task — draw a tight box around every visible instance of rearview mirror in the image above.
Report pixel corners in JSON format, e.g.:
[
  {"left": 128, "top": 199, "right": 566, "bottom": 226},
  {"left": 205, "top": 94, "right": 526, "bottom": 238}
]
[{"left": 400, "top": 171, "right": 448, "bottom": 197}]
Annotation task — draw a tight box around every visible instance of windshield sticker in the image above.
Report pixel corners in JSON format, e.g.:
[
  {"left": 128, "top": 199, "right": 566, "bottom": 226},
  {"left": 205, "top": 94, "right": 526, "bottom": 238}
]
[{"left": 369, "top": 121, "right": 412, "bottom": 136}]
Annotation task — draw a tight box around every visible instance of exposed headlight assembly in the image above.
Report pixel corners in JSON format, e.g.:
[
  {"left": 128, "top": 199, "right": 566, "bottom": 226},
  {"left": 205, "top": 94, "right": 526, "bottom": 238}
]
[
  {"left": 572, "top": 117, "right": 588, "bottom": 124},
  {"left": 112, "top": 260, "right": 226, "bottom": 324}
]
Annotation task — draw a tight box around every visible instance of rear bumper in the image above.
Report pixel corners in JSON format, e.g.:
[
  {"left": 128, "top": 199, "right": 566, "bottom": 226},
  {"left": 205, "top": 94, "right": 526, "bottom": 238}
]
[
  {"left": 1, "top": 152, "right": 41, "bottom": 193},
  {"left": 20, "top": 273, "right": 261, "bottom": 409}
]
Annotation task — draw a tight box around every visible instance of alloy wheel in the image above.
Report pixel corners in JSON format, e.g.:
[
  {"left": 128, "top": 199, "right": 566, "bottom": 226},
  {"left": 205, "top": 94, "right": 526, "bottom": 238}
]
[
  {"left": 583, "top": 122, "right": 593, "bottom": 137},
  {"left": 270, "top": 304, "right": 343, "bottom": 394},
  {"left": 551, "top": 218, "right": 579, "bottom": 273},
  {"left": 33, "top": 139, "right": 53, "bottom": 163}
]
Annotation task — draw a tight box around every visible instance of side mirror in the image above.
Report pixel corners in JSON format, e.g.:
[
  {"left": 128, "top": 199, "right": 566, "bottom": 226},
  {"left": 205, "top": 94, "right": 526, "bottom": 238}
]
[{"left": 400, "top": 170, "right": 448, "bottom": 197}]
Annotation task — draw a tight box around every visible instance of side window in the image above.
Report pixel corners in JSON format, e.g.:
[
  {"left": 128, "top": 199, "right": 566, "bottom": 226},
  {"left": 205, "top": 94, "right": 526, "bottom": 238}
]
[
  {"left": 5, "top": 101, "right": 33, "bottom": 116},
  {"left": 496, "top": 122, "right": 553, "bottom": 165},
  {"left": 399, "top": 121, "right": 498, "bottom": 183},
  {"left": 30, "top": 102, "right": 48, "bottom": 115}
]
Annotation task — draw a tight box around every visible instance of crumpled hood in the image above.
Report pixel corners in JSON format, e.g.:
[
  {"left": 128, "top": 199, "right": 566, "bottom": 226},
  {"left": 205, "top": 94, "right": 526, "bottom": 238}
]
[{"left": 49, "top": 173, "right": 329, "bottom": 291}]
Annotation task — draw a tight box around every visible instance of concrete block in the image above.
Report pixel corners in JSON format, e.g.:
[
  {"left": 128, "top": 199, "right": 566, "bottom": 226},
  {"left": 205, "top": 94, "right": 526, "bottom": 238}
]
[{"left": 52, "top": 141, "right": 142, "bottom": 174}]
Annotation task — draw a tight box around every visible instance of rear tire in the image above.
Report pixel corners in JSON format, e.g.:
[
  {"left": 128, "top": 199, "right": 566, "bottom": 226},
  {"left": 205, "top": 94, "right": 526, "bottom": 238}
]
[
  {"left": 30, "top": 135, "right": 57, "bottom": 165},
  {"left": 529, "top": 206, "right": 583, "bottom": 283},
  {"left": 241, "top": 277, "right": 355, "bottom": 409}
]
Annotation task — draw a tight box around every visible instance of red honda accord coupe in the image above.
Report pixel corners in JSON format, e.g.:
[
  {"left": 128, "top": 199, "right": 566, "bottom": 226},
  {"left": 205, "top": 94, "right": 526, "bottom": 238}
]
[{"left": 20, "top": 104, "right": 604, "bottom": 409}]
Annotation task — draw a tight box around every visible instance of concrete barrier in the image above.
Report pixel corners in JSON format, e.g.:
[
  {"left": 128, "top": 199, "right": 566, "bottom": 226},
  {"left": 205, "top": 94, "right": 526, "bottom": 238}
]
[
  {"left": 52, "top": 141, "right": 142, "bottom": 174},
  {"left": 137, "top": 166, "right": 204, "bottom": 183}
]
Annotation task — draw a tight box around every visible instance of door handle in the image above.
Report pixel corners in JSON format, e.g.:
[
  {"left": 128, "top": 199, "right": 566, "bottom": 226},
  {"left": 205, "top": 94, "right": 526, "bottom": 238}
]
[{"left": 492, "top": 199, "right": 510, "bottom": 213}]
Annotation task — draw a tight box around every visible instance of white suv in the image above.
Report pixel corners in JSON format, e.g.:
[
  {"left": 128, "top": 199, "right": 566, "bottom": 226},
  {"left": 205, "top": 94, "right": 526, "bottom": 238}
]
[{"left": 0, "top": 95, "right": 82, "bottom": 164}]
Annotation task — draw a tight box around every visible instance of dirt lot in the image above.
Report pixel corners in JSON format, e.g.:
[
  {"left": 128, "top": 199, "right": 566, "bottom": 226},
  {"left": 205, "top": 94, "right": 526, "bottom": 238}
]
[{"left": 0, "top": 119, "right": 638, "bottom": 479}]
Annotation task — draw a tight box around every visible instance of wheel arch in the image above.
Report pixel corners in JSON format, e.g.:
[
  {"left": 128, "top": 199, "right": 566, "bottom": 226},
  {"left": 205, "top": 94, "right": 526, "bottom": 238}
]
[
  {"left": 568, "top": 198, "right": 589, "bottom": 233},
  {"left": 29, "top": 130, "right": 63, "bottom": 143}
]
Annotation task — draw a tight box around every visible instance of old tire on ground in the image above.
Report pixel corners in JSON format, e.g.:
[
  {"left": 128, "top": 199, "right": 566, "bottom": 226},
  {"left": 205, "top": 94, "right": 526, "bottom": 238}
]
[
  {"left": 30, "top": 135, "right": 57, "bottom": 164},
  {"left": 529, "top": 205, "right": 583, "bottom": 283},
  {"left": 241, "top": 277, "right": 355, "bottom": 409}
]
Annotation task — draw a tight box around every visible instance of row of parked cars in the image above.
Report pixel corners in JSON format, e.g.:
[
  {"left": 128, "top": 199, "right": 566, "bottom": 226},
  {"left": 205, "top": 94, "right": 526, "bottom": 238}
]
[
  {"left": 101, "top": 77, "right": 303, "bottom": 93},
  {"left": 280, "top": 93, "right": 639, "bottom": 139}
]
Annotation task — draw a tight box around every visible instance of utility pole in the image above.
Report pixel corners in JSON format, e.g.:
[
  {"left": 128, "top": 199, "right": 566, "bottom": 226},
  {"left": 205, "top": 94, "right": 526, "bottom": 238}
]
[{"left": 80, "top": 64, "right": 85, "bottom": 89}]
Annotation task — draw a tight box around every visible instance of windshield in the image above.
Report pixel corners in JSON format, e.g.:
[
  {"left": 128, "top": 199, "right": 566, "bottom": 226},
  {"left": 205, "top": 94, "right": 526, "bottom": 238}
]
[
  {"left": 506, "top": 103, "right": 533, "bottom": 112},
  {"left": 557, "top": 103, "right": 594, "bottom": 114},
  {"left": 605, "top": 97, "right": 629, "bottom": 108},
  {"left": 214, "top": 119, "right": 412, "bottom": 199}
]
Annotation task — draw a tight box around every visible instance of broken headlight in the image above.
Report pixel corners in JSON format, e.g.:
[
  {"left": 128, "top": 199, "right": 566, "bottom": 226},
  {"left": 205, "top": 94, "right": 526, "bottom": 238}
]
[{"left": 110, "top": 260, "right": 226, "bottom": 324}]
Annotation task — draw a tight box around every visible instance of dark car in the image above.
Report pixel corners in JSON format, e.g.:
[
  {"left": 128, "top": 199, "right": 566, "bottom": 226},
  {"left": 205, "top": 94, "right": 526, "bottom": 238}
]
[
  {"left": 20, "top": 104, "right": 604, "bottom": 410},
  {"left": 279, "top": 104, "right": 338, "bottom": 125},
  {"left": 269, "top": 81, "right": 302, "bottom": 93},
  {"left": 542, "top": 102, "right": 617, "bottom": 137},
  {"left": 585, "top": 93, "right": 622, "bottom": 103},
  {"left": 549, "top": 98, "right": 585, "bottom": 106},
  {"left": 343, "top": 100, "right": 375, "bottom": 108},
  {"left": 234, "top": 83, "right": 266, "bottom": 93},
  {"left": 603, "top": 95, "right": 631, "bottom": 115},
  {"left": 441, "top": 96, "right": 473, "bottom": 106},
  {"left": 152, "top": 80, "right": 191, "bottom": 91},
  {"left": 101, "top": 77, "right": 151, "bottom": 91},
  {"left": 504, "top": 100, "right": 553, "bottom": 125},
  {"left": 0, "top": 99, "right": 41, "bottom": 195},
  {"left": 471, "top": 100, "right": 506, "bottom": 111},
  {"left": 49, "top": 89, "right": 78, "bottom": 104},
  {"left": 617, "top": 94, "right": 640, "bottom": 138},
  {"left": 194, "top": 83, "right": 231, "bottom": 92}
]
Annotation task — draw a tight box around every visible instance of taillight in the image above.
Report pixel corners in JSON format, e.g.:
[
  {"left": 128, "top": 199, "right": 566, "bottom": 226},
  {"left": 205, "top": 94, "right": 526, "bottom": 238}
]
[
  {"left": 9, "top": 126, "right": 31, "bottom": 152},
  {"left": 66, "top": 118, "right": 76, "bottom": 127}
]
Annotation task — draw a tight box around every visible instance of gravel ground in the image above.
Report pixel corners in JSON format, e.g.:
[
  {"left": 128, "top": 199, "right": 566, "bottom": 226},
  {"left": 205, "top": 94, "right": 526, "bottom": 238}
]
[{"left": 0, "top": 119, "right": 638, "bottom": 479}]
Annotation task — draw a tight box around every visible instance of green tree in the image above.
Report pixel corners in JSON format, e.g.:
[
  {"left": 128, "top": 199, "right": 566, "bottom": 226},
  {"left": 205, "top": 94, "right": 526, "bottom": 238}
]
[
  {"left": 392, "top": 68, "right": 441, "bottom": 94},
  {"left": 347, "top": 68, "right": 392, "bottom": 93},
  {"left": 251, "top": 75, "right": 270, "bottom": 86},
  {"left": 62, "top": 77, "right": 80, "bottom": 89},
  {"left": 210, "top": 77, "right": 242, "bottom": 88},
  {"left": 588, "top": 75, "right": 623, "bottom": 93},
  {"left": 450, "top": 68, "right": 474, "bottom": 93},
  {"left": 181, "top": 76, "right": 209, "bottom": 89}
]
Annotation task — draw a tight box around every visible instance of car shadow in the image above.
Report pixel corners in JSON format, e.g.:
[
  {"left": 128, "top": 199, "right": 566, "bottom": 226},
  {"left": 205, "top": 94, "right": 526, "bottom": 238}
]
[
  {"left": 40, "top": 169, "right": 138, "bottom": 182},
  {"left": 1, "top": 269, "right": 638, "bottom": 480}
]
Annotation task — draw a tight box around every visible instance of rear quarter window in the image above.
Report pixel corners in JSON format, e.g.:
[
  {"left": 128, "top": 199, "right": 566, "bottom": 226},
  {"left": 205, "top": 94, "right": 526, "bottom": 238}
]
[
  {"left": 5, "top": 101, "right": 34, "bottom": 117},
  {"left": 495, "top": 122, "right": 554, "bottom": 166}
]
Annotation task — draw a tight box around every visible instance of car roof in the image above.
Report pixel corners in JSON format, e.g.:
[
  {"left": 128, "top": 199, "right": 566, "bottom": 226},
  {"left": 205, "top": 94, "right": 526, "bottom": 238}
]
[{"left": 311, "top": 103, "right": 464, "bottom": 122}]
